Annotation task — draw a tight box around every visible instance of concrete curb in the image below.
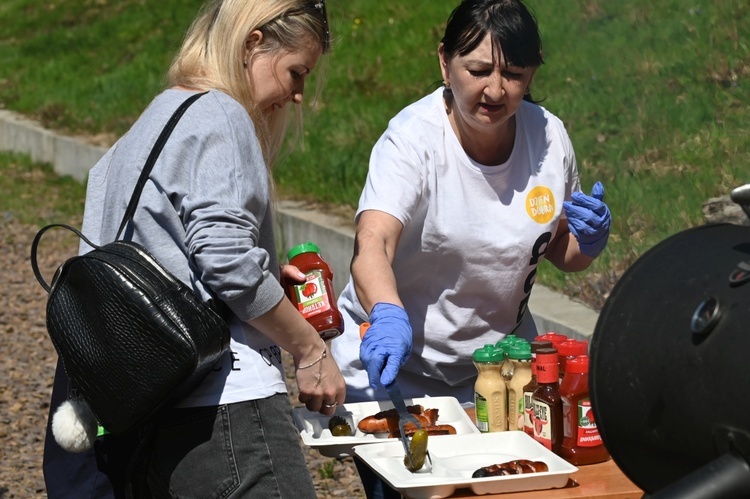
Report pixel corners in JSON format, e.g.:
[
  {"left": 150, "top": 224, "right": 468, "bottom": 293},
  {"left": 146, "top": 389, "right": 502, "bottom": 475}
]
[
  {"left": 0, "top": 110, "right": 107, "bottom": 182},
  {"left": 0, "top": 108, "right": 599, "bottom": 341}
]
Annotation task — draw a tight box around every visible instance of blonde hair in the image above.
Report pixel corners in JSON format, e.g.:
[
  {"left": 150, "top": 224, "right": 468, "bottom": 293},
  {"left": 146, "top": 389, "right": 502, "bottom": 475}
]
[{"left": 167, "top": 0, "right": 329, "bottom": 167}]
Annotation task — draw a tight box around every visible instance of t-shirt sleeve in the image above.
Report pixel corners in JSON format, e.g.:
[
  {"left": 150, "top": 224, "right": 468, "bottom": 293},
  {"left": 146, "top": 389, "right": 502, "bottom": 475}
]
[
  {"left": 357, "top": 129, "right": 427, "bottom": 227},
  {"left": 557, "top": 118, "right": 580, "bottom": 220},
  {"left": 564, "top": 132, "right": 581, "bottom": 198}
]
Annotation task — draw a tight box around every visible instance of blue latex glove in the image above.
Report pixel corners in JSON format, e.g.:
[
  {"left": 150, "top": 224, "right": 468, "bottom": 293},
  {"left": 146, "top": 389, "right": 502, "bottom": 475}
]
[
  {"left": 563, "top": 181, "right": 612, "bottom": 258},
  {"left": 359, "top": 303, "right": 413, "bottom": 388}
]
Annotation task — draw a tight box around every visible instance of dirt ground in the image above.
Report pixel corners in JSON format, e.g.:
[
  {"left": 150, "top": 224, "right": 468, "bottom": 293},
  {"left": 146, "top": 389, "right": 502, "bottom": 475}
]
[{"left": 0, "top": 216, "right": 364, "bottom": 499}]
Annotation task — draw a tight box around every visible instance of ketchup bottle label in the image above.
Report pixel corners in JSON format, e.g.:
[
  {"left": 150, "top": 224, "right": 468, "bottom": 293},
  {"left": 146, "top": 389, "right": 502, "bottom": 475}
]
[
  {"left": 292, "top": 271, "right": 331, "bottom": 318},
  {"left": 532, "top": 400, "right": 553, "bottom": 450},
  {"left": 577, "top": 399, "right": 602, "bottom": 447}
]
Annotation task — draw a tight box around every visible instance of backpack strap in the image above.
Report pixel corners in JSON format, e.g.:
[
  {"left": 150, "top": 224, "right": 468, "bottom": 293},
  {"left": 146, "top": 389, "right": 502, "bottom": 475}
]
[
  {"left": 30, "top": 91, "right": 209, "bottom": 294},
  {"left": 30, "top": 223, "right": 100, "bottom": 293},
  {"left": 115, "top": 91, "right": 208, "bottom": 240}
]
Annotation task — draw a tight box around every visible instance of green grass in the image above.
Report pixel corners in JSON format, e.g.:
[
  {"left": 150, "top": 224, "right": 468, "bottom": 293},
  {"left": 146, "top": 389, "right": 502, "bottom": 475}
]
[
  {"left": 1, "top": 0, "right": 748, "bottom": 301},
  {"left": 0, "top": 151, "right": 86, "bottom": 226},
  {"left": 0, "top": 0, "right": 203, "bottom": 134}
]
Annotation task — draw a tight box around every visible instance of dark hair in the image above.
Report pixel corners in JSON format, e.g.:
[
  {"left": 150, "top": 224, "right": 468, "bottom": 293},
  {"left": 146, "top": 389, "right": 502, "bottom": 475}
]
[{"left": 441, "top": 0, "right": 544, "bottom": 100}]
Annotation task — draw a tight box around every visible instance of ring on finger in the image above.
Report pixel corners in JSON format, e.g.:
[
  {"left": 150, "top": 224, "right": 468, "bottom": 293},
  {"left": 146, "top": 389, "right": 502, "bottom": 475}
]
[{"left": 323, "top": 402, "right": 338, "bottom": 408}]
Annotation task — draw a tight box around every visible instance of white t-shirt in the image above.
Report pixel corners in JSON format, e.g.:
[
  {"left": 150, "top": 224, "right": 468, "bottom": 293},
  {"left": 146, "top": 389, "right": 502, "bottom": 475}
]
[
  {"left": 332, "top": 88, "right": 580, "bottom": 403},
  {"left": 81, "top": 89, "right": 287, "bottom": 407}
]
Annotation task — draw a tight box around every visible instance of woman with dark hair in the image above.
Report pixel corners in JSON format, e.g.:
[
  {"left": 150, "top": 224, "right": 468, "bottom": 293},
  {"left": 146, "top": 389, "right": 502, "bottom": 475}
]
[
  {"left": 332, "top": 0, "right": 611, "bottom": 496},
  {"left": 42, "top": 1, "right": 344, "bottom": 497}
]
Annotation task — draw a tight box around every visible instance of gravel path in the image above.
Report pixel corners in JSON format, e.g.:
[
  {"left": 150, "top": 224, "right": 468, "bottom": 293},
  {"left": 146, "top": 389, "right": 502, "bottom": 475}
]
[{"left": 0, "top": 216, "right": 364, "bottom": 498}]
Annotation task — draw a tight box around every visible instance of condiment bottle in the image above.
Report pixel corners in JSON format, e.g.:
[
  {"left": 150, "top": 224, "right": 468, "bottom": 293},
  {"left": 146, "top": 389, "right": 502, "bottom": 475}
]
[
  {"left": 506, "top": 342, "right": 532, "bottom": 431},
  {"left": 496, "top": 334, "right": 519, "bottom": 382},
  {"left": 532, "top": 348, "right": 563, "bottom": 454},
  {"left": 535, "top": 332, "right": 568, "bottom": 378},
  {"left": 523, "top": 339, "right": 553, "bottom": 436},
  {"left": 535, "top": 332, "right": 568, "bottom": 350},
  {"left": 557, "top": 339, "right": 588, "bottom": 381},
  {"left": 472, "top": 344, "right": 507, "bottom": 432},
  {"left": 560, "top": 355, "right": 610, "bottom": 465},
  {"left": 285, "top": 242, "right": 344, "bottom": 340}
]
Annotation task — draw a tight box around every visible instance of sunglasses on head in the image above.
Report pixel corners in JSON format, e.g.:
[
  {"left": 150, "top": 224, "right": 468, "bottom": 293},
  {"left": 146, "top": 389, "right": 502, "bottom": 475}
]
[
  {"left": 313, "top": 1, "right": 330, "bottom": 51},
  {"left": 285, "top": 0, "right": 330, "bottom": 52}
]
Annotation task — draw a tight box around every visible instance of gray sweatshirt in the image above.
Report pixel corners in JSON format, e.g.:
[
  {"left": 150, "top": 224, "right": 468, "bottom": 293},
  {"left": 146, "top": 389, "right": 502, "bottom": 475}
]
[
  {"left": 80, "top": 89, "right": 291, "bottom": 404},
  {"left": 81, "top": 89, "right": 284, "bottom": 322}
]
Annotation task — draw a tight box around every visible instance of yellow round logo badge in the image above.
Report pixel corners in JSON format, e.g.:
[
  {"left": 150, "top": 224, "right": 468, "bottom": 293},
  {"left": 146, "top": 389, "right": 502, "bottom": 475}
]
[{"left": 526, "top": 186, "right": 555, "bottom": 224}]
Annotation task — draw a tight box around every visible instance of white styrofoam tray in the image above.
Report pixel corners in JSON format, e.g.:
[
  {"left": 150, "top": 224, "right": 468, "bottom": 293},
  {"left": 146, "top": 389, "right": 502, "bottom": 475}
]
[
  {"left": 353, "top": 431, "right": 578, "bottom": 499},
  {"left": 293, "top": 396, "right": 479, "bottom": 458}
]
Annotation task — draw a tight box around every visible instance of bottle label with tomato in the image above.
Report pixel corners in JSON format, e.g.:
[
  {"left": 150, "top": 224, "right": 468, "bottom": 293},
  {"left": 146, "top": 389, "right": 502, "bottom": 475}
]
[
  {"left": 532, "top": 400, "right": 554, "bottom": 450},
  {"left": 576, "top": 398, "right": 602, "bottom": 447},
  {"left": 292, "top": 271, "right": 332, "bottom": 318}
]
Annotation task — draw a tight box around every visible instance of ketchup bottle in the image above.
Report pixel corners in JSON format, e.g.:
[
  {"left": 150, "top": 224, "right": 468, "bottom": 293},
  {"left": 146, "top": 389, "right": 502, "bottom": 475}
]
[
  {"left": 531, "top": 348, "right": 563, "bottom": 454},
  {"left": 285, "top": 242, "right": 343, "bottom": 340},
  {"left": 557, "top": 339, "right": 588, "bottom": 381},
  {"left": 560, "top": 355, "right": 610, "bottom": 465}
]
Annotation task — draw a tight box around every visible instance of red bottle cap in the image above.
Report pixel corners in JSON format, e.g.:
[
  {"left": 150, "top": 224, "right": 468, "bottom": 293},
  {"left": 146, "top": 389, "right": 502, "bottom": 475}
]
[
  {"left": 557, "top": 339, "right": 581, "bottom": 357},
  {"left": 566, "top": 355, "right": 589, "bottom": 374},
  {"left": 535, "top": 332, "right": 568, "bottom": 348},
  {"left": 576, "top": 340, "right": 589, "bottom": 356}
]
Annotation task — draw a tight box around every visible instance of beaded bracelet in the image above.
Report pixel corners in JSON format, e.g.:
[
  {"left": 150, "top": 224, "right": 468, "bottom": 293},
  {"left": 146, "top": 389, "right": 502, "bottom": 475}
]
[{"left": 299, "top": 347, "right": 327, "bottom": 387}]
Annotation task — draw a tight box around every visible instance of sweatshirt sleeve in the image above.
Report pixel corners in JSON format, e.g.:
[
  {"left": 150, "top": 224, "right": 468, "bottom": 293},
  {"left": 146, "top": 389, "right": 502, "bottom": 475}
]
[{"left": 167, "top": 93, "right": 284, "bottom": 322}]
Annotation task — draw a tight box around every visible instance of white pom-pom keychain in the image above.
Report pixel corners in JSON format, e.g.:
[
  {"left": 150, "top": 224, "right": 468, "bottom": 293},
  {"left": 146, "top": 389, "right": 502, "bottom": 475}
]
[{"left": 51, "top": 398, "right": 99, "bottom": 453}]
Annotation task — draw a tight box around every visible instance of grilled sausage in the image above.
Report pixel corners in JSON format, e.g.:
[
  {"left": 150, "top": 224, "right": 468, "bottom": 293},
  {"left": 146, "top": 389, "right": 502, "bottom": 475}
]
[
  {"left": 472, "top": 460, "right": 549, "bottom": 478},
  {"left": 357, "top": 405, "right": 439, "bottom": 434}
]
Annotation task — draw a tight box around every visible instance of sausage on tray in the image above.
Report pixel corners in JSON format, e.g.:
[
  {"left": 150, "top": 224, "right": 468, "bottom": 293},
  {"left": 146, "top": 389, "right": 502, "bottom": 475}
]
[
  {"left": 472, "top": 459, "right": 549, "bottom": 478},
  {"left": 357, "top": 404, "right": 439, "bottom": 434}
]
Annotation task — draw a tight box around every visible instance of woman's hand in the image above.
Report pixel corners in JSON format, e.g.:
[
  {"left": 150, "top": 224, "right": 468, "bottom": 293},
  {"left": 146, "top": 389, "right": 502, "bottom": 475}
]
[
  {"left": 563, "top": 181, "right": 611, "bottom": 258},
  {"left": 548, "top": 182, "right": 611, "bottom": 272},
  {"left": 295, "top": 344, "right": 346, "bottom": 416},
  {"left": 248, "top": 297, "right": 345, "bottom": 416},
  {"left": 280, "top": 264, "right": 305, "bottom": 284}
]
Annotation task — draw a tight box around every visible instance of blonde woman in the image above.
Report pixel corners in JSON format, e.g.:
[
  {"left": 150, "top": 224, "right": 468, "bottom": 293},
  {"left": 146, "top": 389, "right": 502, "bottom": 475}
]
[{"left": 42, "top": 1, "right": 342, "bottom": 497}]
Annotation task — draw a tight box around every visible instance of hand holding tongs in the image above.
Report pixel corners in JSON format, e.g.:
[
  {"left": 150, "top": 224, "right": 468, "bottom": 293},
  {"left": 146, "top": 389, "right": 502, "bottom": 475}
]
[
  {"left": 385, "top": 380, "right": 432, "bottom": 472},
  {"left": 360, "top": 322, "right": 431, "bottom": 472}
]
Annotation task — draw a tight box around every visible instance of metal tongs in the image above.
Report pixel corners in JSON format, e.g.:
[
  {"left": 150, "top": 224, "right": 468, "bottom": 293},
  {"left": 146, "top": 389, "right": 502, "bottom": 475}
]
[
  {"left": 385, "top": 380, "right": 432, "bottom": 472},
  {"left": 359, "top": 322, "right": 431, "bottom": 472}
]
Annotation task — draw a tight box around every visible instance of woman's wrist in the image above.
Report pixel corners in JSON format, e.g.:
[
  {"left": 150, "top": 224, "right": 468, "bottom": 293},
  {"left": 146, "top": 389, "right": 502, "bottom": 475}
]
[
  {"left": 293, "top": 335, "right": 328, "bottom": 368},
  {"left": 296, "top": 341, "right": 326, "bottom": 365}
]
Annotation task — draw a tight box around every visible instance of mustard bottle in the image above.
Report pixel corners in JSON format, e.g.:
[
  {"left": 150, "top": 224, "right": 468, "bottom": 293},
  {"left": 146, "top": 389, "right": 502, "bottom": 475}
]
[
  {"left": 496, "top": 334, "right": 519, "bottom": 382},
  {"left": 473, "top": 344, "right": 507, "bottom": 432},
  {"left": 507, "top": 342, "right": 532, "bottom": 431}
]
